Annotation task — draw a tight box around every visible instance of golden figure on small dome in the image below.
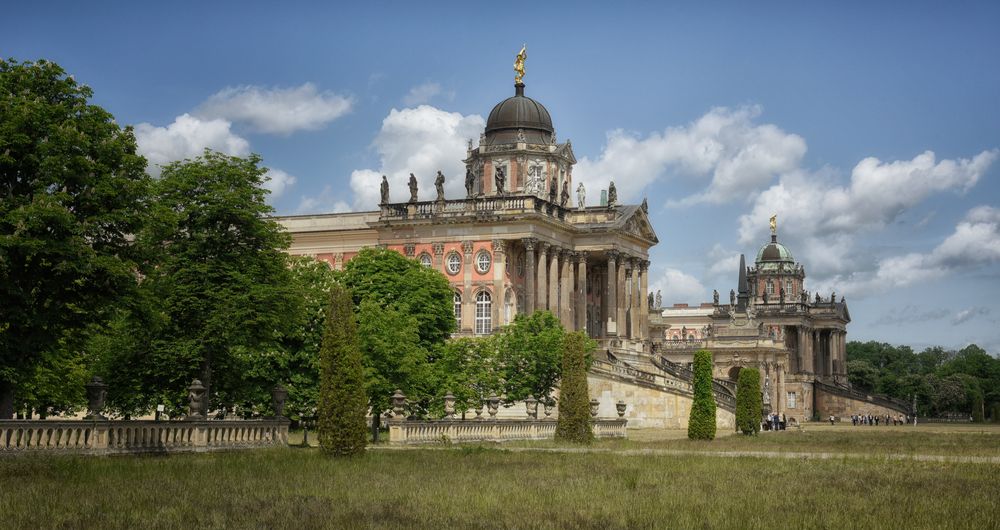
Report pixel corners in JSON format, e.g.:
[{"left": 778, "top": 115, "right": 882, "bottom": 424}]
[
  {"left": 770, "top": 214, "right": 777, "bottom": 235},
  {"left": 514, "top": 45, "right": 527, "bottom": 84}
]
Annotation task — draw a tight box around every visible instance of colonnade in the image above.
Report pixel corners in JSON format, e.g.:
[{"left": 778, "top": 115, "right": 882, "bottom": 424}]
[{"left": 795, "top": 326, "right": 848, "bottom": 379}]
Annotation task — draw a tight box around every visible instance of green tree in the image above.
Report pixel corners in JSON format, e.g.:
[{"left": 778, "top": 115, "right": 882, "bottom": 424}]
[
  {"left": 687, "top": 349, "right": 717, "bottom": 440},
  {"left": 432, "top": 336, "right": 503, "bottom": 417},
  {"left": 498, "top": 311, "right": 566, "bottom": 404},
  {"left": 96, "top": 151, "right": 298, "bottom": 415},
  {"left": 846, "top": 359, "right": 879, "bottom": 392},
  {"left": 555, "top": 332, "right": 593, "bottom": 444},
  {"left": 971, "top": 390, "right": 985, "bottom": 423},
  {"left": 0, "top": 59, "right": 150, "bottom": 417},
  {"left": 317, "top": 283, "right": 367, "bottom": 456},
  {"left": 338, "top": 247, "right": 454, "bottom": 349},
  {"left": 735, "top": 368, "right": 762, "bottom": 435}
]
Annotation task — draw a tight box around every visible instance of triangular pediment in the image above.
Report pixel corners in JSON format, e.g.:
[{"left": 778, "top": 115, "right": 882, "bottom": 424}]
[{"left": 618, "top": 205, "right": 659, "bottom": 244}]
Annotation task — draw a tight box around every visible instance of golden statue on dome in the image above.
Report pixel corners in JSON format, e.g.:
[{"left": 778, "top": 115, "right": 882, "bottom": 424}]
[
  {"left": 770, "top": 214, "right": 777, "bottom": 235},
  {"left": 514, "top": 45, "right": 527, "bottom": 84}
]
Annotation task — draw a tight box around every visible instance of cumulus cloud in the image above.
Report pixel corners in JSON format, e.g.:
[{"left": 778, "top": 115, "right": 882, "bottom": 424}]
[
  {"left": 197, "top": 83, "right": 353, "bottom": 135},
  {"left": 649, "top": 268, "right": 707, "bottom": 306},
  {"left": 813, "top": 205, "right": 1000, "bottom": 297},
  {"left": 263, "top": 168, "right": 297, "bottom": 199},
  {"left": 706, "top": 244, "right": 742, "bottom": 278},
  {"left": 134, "top": 113, "right": 250, "bottom": 176},
  {"left": 574, "top": 106, "right": 806, "bottom": 206},
  {"left": 348, "top": 105, "right": 485, "bottom": 209},
  {"left": 297, "top": 185, "right": 352, "bottom": 214},
  {"left": 403, "top": 82, "right": 445, "bottom": 106}
]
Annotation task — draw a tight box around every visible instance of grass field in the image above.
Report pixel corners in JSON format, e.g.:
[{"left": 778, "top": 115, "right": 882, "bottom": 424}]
[{"left": 3, "top": 425, "right": 999, "bottom": 529}]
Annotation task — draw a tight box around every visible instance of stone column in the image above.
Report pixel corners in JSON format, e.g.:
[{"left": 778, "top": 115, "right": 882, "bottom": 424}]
[
  {"left": 616, "top": 255, "right": 627, "bottom": 334},
  {"left": 560, "top": 249, "right": 573, "bottom": 329},
  {"left": 606, "top": 250, "right": 619, "bottom": 336},
  {"left": 630, "top": 259, "right": 640, "bottom": 340},
  {"left": 492, "top": 239, "right": 506, "bottom": 326},
  {"left": 777, "top": 363, "right": 786, "bottom": 413},
  {"left": 639, "top": 260, "right": 650, "bottom": 340},
  {"left": 523, "top": 238, "right": 536, "bottom": 313},
  {"left": 575, "top": 252, "right": 588, "bottom": 332},
  {"left": 537, "top": 242, "right": 549, "bottom": 312},
  {"left": 548, "top": 246, "right": 560, "bottom": 313},
  {"left": 432, "top": 243, "right": 444, "bottom": 271},
  {"left": 840, "top": 331, "right": 848, "bottom": 376},
  {"left": 462, "top": 241, "right": 475, "bottom": 334},
  {"left": 800, "top": 327, "right": 814, "bottom": 374}
]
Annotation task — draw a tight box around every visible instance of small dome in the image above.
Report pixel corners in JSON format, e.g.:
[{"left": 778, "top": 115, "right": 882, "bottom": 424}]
[
  {"left": 484, "top": 84, "right": 554, "bottom": 145},
  {"left": 756, "top": 235, "right": 795, "bottom": 266}
]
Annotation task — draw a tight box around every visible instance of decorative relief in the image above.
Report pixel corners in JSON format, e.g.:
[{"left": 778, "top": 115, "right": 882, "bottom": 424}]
[
  {"left": 492, "top": 239, "right": 506, "bottom": 253},
  {"left": 432, "top": 242, "right": 445, "bottom": 256},
  {"left": 403, "top": 243, "right": 415, "bottom": 257},
  {"left": 522, "top": 237, "right": 537, "bottom": 252},
  {"left": 462, "top": 240, "right": 474, "bottom": 254}
]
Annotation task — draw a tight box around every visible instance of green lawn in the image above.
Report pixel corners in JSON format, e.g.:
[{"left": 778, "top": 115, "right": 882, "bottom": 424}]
[{"left": 2, "top": 429, "right": 999, "bottom": 529}]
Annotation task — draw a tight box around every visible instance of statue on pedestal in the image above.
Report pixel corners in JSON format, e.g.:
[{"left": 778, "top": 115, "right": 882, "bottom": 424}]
[
  {"left": 465, "top": 168, "right": 475, "bottom": 198},
  {"left": 379, "top": 175, "right": 389, "bottom": 204},
  {"left": 607, "top": 180, "right": 618, "bottom": 207},
  {"left": 408, "top": 173, "right": 418, "bottom": 203},
  {"left": 655, "top": 289, "right": 662, "bottom": 309},
  {"left": 435, "top": 171, "right": 445, "bottom": 202},
  {"left": 560, "top": 181, "right": 570, "bottom": 207},
  {"left": 549, "top": 176, "right": 558, "bottom": 203},
  {"left": 495, "top": 166, "right": 506, "bottom": 195},
  {"left": 576, "top": 182, "right": 586, "bottom": 208},
  {"left": 713, "top": 289, "right": 719, "bottom": 305}
]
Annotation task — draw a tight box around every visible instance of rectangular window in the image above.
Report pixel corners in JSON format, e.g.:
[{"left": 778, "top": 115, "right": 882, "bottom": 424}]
[{"left": 787, "top": 392, "right": 797, "bottom": 409}]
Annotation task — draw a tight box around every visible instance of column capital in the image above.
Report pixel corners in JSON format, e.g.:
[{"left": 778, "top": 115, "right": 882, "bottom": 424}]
[
  {"left": 574, "top": 251, "right": 589, "bottom": 264},
  {"left": 538, "top": 241, "right": 550, "bottom": 253},
  {"left": 639, "top": 259, "right": 650, "bottom": 272},
  {"left": 492, "top": 239, "right": 507, "bottom": 253},
  {"left": 522, "top": 237, "right": 537, "bottom": 251},
  {"left": 606, "top": 248, "right": 620, "bottom": 262},
  {"left": 560, "top": 247, "right": 574, "bottom": 259}
]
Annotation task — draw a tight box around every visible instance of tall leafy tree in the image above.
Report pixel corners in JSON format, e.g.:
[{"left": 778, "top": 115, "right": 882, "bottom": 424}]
[
  {"left": 498, "top": 310, "right": 566, "bottom": 404},
  {"left": 0, "top": 59, "right": 150, "bottom": 417},
  {"left": 687, "top": 349, "right": 717, "bottom": 440},
  {"left": 318, "top": 283, "right": 367, "bottom": 456},
  {"left": 98, "top": 150, "right": 298, "bottom": 414},
  {"left": 735, "top": 368, "right": 761, "bottom": 435},
  {"left": 338, "top": 247, "right": 454, "bottom": 349},
  {"left": 432, "top": 336, "right": 503, "bottom": 417},
  {"left": 555, "top": 332, "right": 593, "bottom": 444}
]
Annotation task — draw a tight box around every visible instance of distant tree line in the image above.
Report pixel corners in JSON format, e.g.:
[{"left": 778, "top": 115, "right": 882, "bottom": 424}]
[{"left": 847, "top": 341, "right": 999, "bottom": 421}]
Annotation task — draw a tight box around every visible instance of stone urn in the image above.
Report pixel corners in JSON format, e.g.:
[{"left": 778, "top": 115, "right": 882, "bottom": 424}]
[
  {"left": 444, "top": 392, "right": 456, "bottom": 419},
  {"left": 271, "top": 384, "right": 288, "bottom": 418},
  {"left": 616, "top": 400, "right": 627, "bottom": 418},
  {"left": 84, "top": 376, "right": 107, "bottom": 420},
  {"left": 525, "top": 395, "right": 538, "bottom": 419},
  {"left": 589, "top": 398, "right": 600, "bottom": 418},
  {"left": 391, "top": 389, "right": 406, "bottom": 418},
  {"left": 487, "top": 394, "right": 500, "bottom": 418},
  {"left": 543, "top": 399, "right": 555, "bottom": 420},
  {"left": 186, "top": 379, "right": 207, "bottom": 420}
]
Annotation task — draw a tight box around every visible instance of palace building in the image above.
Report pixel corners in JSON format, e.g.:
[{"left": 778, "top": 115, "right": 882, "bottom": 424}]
[{"left": 277, "top": 56, "right": 908, "bottom": 427}]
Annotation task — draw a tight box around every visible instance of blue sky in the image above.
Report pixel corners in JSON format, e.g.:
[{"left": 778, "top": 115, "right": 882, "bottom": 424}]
[{"left": 5, "top": 1, "right": 999, "bottom": 353}]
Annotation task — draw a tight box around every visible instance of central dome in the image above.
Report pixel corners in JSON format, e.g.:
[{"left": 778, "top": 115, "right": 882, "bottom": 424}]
[
  {"left": 484, "top": 84, "right": 554, "bottom": 145},
  {"left": 755, "top": 235, "right": 795, "bottom": 271}
]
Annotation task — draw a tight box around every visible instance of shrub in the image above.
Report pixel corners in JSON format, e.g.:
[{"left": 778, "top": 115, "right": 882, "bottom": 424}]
[
  {"left": 687, "top": 350, "right": 717, "bottom": 440},
  {"left": 735, "top": 368, "right": 762, "bottom": 435},
  {"left": 317, "top": 284, "right": 368, "bottom": 456},
  {"left": 555, "top": 332, "right": 593, "bottom": 444},
  {"left": 971, "top": 391, "right": 984, "bottom": 423}
]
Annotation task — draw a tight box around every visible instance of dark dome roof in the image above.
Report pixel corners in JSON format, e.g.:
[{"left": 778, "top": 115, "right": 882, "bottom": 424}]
[
  {"left": 484, "top": 84, "right": 554, "bottom": 145},
  {"left": 755, "top": 235, "right": 795, "bottom": 271}
]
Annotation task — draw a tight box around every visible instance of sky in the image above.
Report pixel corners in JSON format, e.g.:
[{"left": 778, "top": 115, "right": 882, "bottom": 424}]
[{"left": 4, "top": 1, "right": 999, "bottom": 354}]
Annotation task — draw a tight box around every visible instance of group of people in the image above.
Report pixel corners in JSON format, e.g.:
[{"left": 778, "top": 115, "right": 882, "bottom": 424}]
[
  {"left": 850, "top": 413, "right": 911, "bottom": 426},
  {"left": 763, "top": 412, "right": 787, "bottom": 431}
]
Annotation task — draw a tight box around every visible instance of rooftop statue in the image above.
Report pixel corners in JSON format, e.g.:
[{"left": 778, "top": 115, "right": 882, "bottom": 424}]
[
  {"left": 549, "top": 176, "right": 558, "bottom": 203},
  {"left": 380, "top": 175, "right": 389, "bottom": 204},
  {"left": 730, "top": 289, "right": 735, "bottom": 306},
  {"left": 495, "top": 165, "right": 506, "bottom": 195},
  {"left": 408, "top": 173, "right": 418, "bottom": 203},
  {"left": 607, "top": 180, "right": 617, "bottom": 207},
  {"left": 647, "top": 292, "right": 654, "bottom": 310},
  {"left": 560, "top": 181, "right": 570, "bottom": 207},
  {"left": 713, "top": 289, "right": 719, "bottom": 305},
  {"left": 465, "top": 168, "right": 475, "bottom": 198},
  {"left": 770, "top": 214, "right": 777, "bottom": 235},
  {"left": 514, "top": 44, "right": 527, "bottom": 84},
  {"left": 655, "top": 289, "right": 662, "bottom": 308},
  {"left": 576, "top": 182, "right": 586, "bottom": 208},
  {"left": 435, "top": 170, "right": 446, "bottom": 202}
]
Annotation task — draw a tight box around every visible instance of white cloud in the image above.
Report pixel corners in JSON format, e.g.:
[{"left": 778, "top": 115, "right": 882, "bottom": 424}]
[
  {"left": 574, "top": 106, "right": 806, "bottom": 206},
  {"left": 402, "top": 82, "right": 443, "bottom": 106},
  {"left": 706, "top": 244, "right": 741, "bottom": 278},
  {"left": 348, "top": 105, "right": 485, "bottom": 209},
  {"left": 813, "top": 205, "right": 1000, "bottom": 297},
  {"left": 197, "top": 83, "right": 353, "bottom": 135},
  {"left": 263, "top": 168, "right": 297, "bottom": 199},
  {"left": 952, "top": 307, "right": 990, "bottom": 325},
  {"left": 296, "top": 185, "right": 352, "bottom": 215},
  {"left": 134, "top": 113, "right": 250, "bottom": 176},
  {"left": 649, "top": 268, "right": 707, "bottom": 306}
]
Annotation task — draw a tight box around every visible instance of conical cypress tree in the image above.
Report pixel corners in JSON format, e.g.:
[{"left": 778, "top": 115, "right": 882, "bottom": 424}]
[
  {"left": 555, "top": 332, "right": 593, "bottom": 444},
  {"left": 317, "top": 283, "right": 368, "bottom": 456},
  {"left": 735, "top": 368, "right": 762, "bottom": 435},
  {"left": 687, "top": 349, "right": 717, "bottom": 440}
]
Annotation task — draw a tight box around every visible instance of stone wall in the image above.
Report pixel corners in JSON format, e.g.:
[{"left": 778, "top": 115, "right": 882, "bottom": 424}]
[
  {"left": 588, "top": 372, "right": 735, "bottom": 431},
  {"left": 815, "top": 384, "right": 909, "bottom": 420}
]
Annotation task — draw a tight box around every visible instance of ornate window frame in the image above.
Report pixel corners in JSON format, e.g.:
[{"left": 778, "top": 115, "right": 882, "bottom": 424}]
[
  {"left": 475, "top": 250, "right": 492, "bottom": 274},
  {"left": 446, "top": 252, "right": 462, "bottom": 275},
  {"left": 475, "top": 290, "right": 492, "bottom": 335}
]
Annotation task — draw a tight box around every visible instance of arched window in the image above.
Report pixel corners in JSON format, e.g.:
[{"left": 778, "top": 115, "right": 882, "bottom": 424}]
[
  {"left": 453, "top": 291, "right": 462, "bottom": 329},
  {"left": 785, "top": 279, "right": 792, "bottom": 295},
  {"left": 476, "top": 250, "right": 492, "bottom": 274},
  {"left": 475, "top": 291, "right": 492, "bottom": 335},
  {"left": 766, "top": 280, "right": 775, "bottom": 295},
  {"left": 446, "top": 252, "right": 461, "bottom": 275},
  {"left": 419, "top": 253, "right": 432, "bottom": 267}
]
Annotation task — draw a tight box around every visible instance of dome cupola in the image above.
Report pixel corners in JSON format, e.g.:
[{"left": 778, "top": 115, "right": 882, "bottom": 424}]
[{"left": 483, "top": 83, "right": 554, "bottom": 145}]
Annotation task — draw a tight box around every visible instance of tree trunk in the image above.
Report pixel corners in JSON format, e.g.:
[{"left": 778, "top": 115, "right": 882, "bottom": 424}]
[
  {"left": 371, "top": 410, "right": 381, "bottom": 443},
  {"left": 0, "top": 381, "right": 14, "bottom": 419}
]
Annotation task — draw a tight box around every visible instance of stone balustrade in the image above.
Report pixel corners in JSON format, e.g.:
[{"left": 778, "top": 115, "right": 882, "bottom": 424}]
[{"left": 0, "top": 419, "right": 289, "bottom": 455}]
